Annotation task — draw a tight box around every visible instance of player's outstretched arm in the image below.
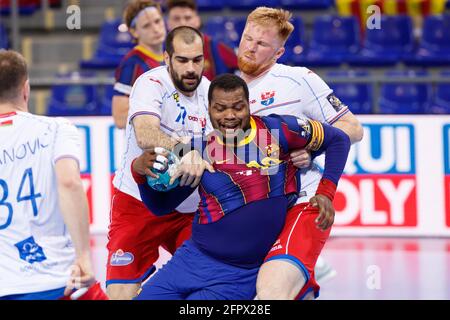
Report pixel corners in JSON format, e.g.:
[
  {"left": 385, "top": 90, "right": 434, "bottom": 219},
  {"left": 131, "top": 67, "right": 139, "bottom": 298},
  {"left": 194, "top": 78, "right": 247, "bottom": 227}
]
[
  {"left": 55, "top": 158, "right": 95, "bottom": 295},
  {"left": 133, "top": 114, "right": 182, "bottom": 151}
]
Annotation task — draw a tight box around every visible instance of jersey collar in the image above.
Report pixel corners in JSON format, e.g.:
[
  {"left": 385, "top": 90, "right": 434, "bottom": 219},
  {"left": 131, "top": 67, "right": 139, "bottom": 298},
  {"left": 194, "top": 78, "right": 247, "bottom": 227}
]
[
  {"left": 0, "top": 111, "right": 17, "bottom": 118},
  {"left": 135, "top": 45, "right": 164, "bottom": 62},
  {"left": 215, "top": 116, "right": 257, "bottom": 147},
  {"left": 243, "top": 63, "right": 277, "bottom": 85}
]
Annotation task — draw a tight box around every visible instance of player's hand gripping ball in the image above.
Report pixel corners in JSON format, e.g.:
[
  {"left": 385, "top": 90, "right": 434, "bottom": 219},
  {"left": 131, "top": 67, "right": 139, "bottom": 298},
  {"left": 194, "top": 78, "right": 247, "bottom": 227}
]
[{"left": 146, "top": 147, "right": 180, "bottom": 191}]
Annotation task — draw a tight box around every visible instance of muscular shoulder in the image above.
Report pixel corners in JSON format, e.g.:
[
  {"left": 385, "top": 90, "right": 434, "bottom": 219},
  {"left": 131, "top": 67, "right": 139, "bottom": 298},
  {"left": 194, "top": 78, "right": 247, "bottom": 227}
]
[
  {"left": 135, "top": 66, "right": 167, "bottom": 83},
  {"left": 270, "top": 64, "right": 312, "bottom": 80},
  {"left": 20, "top": 112, "right": 74, "bottom": 130},
  {"left": 48, "top": 116, "right": 78, "bottom": 136},
  {"left": 131, "top": 66, "right": 168, "bottom": 93}
]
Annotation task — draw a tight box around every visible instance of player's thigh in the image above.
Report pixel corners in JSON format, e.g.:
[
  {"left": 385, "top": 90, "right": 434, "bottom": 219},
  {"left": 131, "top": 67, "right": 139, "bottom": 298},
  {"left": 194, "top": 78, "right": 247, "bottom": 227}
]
[
  {"left": 107, "top": 283, "right": 141, "bottom": 300},
  {"left": 257, "top": 259, "right": 305, "bottom": 300},
  {"left": 107, "top": 190, "right": 166, "bottom": 284},
  {"left": 258, "top": 203, "right": 331, "bottom": 299},
  {"left": 187, "top": 271, "right": 258, "bottom": 300},
  {"left": 135, "top": 241, "right": 197, "bottom": 300},
  {"left": 186, "top": 289, "right": 230, "bottom": 300},
  {"left": 265, "top": 202, "right": 331, "bottom": 275}
]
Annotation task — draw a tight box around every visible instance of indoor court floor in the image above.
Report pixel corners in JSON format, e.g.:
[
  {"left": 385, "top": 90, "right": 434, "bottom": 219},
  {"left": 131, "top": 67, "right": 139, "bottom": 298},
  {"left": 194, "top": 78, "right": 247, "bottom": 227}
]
[{"left": 90, "top": 236, "right": 450, "bottom": 300}]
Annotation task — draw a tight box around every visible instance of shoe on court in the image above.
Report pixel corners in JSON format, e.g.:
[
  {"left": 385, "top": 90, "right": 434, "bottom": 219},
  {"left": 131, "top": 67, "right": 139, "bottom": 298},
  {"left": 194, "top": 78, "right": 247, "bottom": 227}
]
[{"left": 314, "top": 256, "right": 337, "bottom": 284}]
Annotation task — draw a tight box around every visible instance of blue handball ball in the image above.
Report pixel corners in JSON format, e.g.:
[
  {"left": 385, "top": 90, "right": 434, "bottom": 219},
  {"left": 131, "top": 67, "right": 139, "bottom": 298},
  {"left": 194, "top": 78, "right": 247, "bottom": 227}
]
[{"left": 146, "top": 150, "right": 180, "bottom": 192}]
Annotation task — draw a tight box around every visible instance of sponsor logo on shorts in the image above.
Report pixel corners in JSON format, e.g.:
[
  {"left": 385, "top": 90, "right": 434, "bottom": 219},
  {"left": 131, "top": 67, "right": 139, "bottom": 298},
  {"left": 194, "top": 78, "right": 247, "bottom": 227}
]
[
  {"left": 270, "top": 244, "right": 283, "bottom": 252},
  {"left": 110, "top": 249, "right": 134, "bottom": 266},
  {"left": 269, "top": 239, "right": 283, "bottom": 252}
]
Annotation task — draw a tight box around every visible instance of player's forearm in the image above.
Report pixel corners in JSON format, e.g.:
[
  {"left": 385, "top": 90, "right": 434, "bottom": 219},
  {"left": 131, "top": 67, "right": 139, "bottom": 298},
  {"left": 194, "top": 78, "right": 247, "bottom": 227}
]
[
  {"left": 332, "top": 113, "right": 364, "bottom": 144},
  {"left": 135, "top": 125, "right": 179, "bottom": 151},
  {"left": 315, "top": 124, "right": 351, "bottom": 186},
  {"left": 58, "top": 180, "right": 91, "bottom": 257},
  {"left": 112, "top": 96, "right": 129, "bottom": 129}
]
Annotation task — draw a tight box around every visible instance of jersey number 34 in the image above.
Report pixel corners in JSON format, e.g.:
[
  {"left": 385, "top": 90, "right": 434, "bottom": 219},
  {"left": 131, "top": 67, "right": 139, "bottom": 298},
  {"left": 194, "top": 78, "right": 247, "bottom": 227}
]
[{"left": 0, "top": 168, "right": 42, "bottom": 230}]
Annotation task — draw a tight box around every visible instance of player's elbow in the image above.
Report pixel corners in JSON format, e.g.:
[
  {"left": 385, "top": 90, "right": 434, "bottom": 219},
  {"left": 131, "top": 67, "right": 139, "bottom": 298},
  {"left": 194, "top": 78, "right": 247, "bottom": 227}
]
[
  {"left": 352, "top": 123, "right": 364, "bottom": 143},
  {"left": 58, "top": 174, "right": 84, "bottom": 191},
  {"left": 114, "top": 118, "right": 126, "bottom": 130}
]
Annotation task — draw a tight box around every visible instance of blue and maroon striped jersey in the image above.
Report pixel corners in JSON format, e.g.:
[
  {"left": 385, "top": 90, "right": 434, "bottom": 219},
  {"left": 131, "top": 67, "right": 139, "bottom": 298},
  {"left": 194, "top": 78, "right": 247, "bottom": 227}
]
[
  {"left": 114, "top": 45, "right": 164, "bottom": 96},
  {"left": 195, "top": 114, "right": 346, "bottom": 224}
]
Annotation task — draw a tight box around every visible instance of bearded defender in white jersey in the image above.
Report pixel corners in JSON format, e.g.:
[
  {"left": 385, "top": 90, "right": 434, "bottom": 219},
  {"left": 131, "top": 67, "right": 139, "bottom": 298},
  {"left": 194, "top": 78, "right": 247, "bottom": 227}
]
[
  {"left": 0, "top": 50, "right": 102, "bottom": 300},
  {"left": 107, "top": 26, "right": 213, "bottom": 300},
  {"left": 237, "top": 8, "right": 364, "bottom": 299}
]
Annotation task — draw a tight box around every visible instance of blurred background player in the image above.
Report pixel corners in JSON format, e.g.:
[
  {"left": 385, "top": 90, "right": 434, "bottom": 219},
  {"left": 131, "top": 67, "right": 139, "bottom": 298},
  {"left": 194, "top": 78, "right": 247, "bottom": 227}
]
[
  {"left": 112, "top": 0, "right": 166, "bottom": 129},
  {"left": 0, "top": 50, "right": 105, "bottom": 300},
  {"left": 107, "top": 26, "right": 210, "bottom": 300},
  {"left": 132, "top": 73, "right": 351, "bottom": 300},
  {"left": 235, "top": 7, "right": 364, "bottom": 299},
  {"left": 165, "top": 0, "right": 238, "bottom": 80}
]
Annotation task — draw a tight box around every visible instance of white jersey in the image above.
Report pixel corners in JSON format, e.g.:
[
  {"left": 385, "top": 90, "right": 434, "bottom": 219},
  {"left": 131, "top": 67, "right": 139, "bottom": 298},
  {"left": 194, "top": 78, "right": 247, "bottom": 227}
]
[
  {"left": 113, "top": 66, "right": 211, "bottom": 213},
  {"left": 0, "top": 111, "right": 80, "bottom": 297},
  {"left": 247, "top": 64, "right": 349, "bottom": 203}
]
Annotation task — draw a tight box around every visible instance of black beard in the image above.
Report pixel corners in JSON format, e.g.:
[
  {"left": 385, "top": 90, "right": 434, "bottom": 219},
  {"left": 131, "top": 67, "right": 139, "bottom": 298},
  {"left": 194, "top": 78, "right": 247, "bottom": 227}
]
[{"left": 169, "top": 64, "right": 202, "bottom": 93}]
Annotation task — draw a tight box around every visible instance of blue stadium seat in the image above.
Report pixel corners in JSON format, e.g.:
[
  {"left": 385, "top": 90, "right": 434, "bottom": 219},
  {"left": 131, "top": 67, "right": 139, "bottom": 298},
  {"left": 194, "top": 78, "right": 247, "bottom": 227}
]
[
  {"left": 227, "top": 0, "right": 279, "bottom": 10},
  {"left": 327, "top": 70, "right": 373, "bottom": 114},
  {"left": 80, "top": 43, "right": 133, "bottom": 69},
  {"left": 197, "top": 0, "right": 224, "bottom": 11},
  {"left": 97, "top": 84, "right": 114, "bottom": 116},
  {"left": 405, "top": 14, "right": 450, "bottom": 66},
  {"left": 47, "top": 72, "right": 99, "bottom": 116},
  {"left": 0, "top": 0, "right": 39, "bottom": 16},
  {"left": 379, "top": 71, "right": 431, "bottom": 114},
  {"left": 426, "top": 71, "right": 450, "bottom": 114},
  {"left": 280, "top": 0, "right": 332, "bottom": 9},
  {"left": 98, "top": 19, "right": 133, "bottom": 48},
  {"left": 204, "top": 16, "right": 246, "bottom": 49},
  {"left": 0, "top": 22, "right": 8, "bottom": 49},
  {"left": 80, "top": 19, "right": 134, "bottom": 70},
  {"left": 304, "top": 15, "right": 360, "bottom": 66},
  {"left": 350, "top": 15, "right": 414, "bottom": 66},
  {"left": 278, "top": 17, "right": 307, "bottom": 65}
]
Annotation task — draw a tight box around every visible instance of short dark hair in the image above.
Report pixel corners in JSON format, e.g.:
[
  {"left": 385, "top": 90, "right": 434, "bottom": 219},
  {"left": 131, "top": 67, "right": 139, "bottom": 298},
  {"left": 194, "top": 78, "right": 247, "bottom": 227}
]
[
  {"left": 166, "top": 0, "right": 197, "bottom": 12},
  {"left": 208, "top": 74, "right": 249, "bottom": 105},
  {"left": 165, "top": 26, "right": 203, "bottom": 57},
  {"left": 0, "top": 50, "right": 28, "bottom": 103}
]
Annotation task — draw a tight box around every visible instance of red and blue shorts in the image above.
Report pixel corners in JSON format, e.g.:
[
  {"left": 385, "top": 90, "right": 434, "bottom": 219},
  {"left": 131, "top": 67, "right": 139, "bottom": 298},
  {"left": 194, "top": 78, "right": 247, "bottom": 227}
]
[
  {"left": 106, "top": 189, "right": 194, "bottom": 286},
  {"left": 264, "top": 202, "right": 332, "bottom": 300}
]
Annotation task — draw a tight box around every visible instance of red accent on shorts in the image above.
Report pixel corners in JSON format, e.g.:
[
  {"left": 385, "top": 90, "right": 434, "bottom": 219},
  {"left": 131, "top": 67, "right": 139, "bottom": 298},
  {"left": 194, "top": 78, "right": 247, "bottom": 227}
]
[
  {"left": 60, "top": 282, "right": 109, "bottom": 300},
  {"left": 106, "top": 189, "right": 194, "bottom": 283},
  {"left": 264, "top": 202, "right": 332, "bottom": 299}
]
